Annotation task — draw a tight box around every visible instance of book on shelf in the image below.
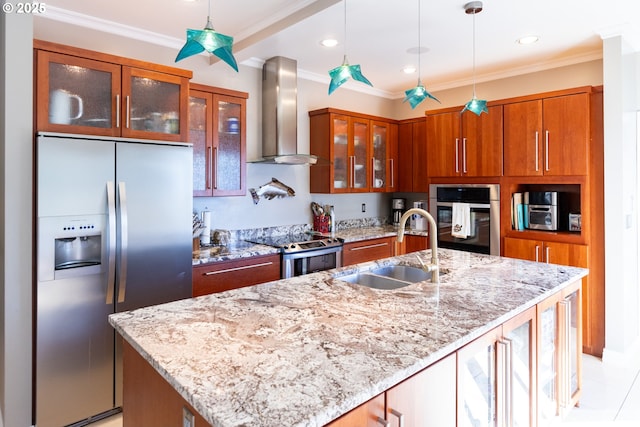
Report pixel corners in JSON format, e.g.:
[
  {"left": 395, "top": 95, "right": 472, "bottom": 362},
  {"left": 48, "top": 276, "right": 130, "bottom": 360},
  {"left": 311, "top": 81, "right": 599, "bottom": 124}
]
[{"left": 512, "top": 192, "right": 525, "bottom": 231}]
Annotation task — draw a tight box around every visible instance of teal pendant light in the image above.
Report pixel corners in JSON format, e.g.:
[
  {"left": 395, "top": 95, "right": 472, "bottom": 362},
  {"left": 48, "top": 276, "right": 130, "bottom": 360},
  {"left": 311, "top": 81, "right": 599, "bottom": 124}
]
[
  {"left": 461, "top": 1, "right": 488, "bottom": 115},
  {"left": 403, "top": 0, "right": 439, "bottom": 109},
  {"left": 328, "top": 0, "right": 373, "bottom": 94},
  {"left": 175, "top": 0, "right": 238, "bottom": 71}
]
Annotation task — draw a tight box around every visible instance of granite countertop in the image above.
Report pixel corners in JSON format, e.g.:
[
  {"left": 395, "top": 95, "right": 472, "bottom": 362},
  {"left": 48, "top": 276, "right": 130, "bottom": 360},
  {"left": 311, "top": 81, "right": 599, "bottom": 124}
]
[
  {"left": 110, "top": 249, "right": 587, "bottom": 427},
  {"left": 192, "top": 225, "right": 428, "bottom": 265}
]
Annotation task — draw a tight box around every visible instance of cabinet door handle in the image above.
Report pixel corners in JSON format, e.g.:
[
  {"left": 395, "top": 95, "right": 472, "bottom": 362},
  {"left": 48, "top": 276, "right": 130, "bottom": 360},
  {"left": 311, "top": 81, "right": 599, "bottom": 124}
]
[
  {"left": 534, "top": 131, "right": 539, "bottom": 171},
  {"left": 125, "top": 95, "right": 130, "bottom": 129},
  {"left": 558, "top": 300, "right": 571, "bottom": 408},
  {"left": 115, "top": 94, "right": 121, "bottom": 128},
  {"left": 462, "top": 137, "right": 468, "bottom": 173},
  {"left": 496, "top": 340, "right": 506, "bottom": 427},
  {"left": 498, "top": 338, "right": 514, "bottom": 427},
  {"left": 349, "top": 156, "right": 356, "bottom": 188},
  {"left": 545, "top": 130, "right": 550, "bottom": 171},
  {"left": 535, "top": 245, "right": 540, "bottom": 262},
  {"left": 455, "top": 138, "right": 460, "bottom": 173},
  {"left": 376, "top": 417, "right": 390, "bottom": 427},
  {"left": 213, "top": 146, "right": 218, "bottom": 189},
  {"left": 545, "top": 246, "right": 550, "bottom": 264},
  {"left": 389, "top": 408, "right": 404, "bottom": 427},
  {"left": 206, "top": 146, "right": 213, "bottom": 189},
  {"left": 390, "top": 158, "right": 395, "bottom": 188},
  {"left": 371, "top": 156, "right": 376, "bottom": 188},
  {"left": 350, "top": 242, "right": 389, "bottom": 251},
  {"left": 203, "top": 261, "right": 274, "bottom": 276}
]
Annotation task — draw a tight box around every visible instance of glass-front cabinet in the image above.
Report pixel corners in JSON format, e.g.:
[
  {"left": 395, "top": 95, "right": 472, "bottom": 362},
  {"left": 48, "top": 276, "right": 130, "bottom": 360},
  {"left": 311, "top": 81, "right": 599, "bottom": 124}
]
[
  {"left": 309, "top": 108, "right": 397, "bottom": 193},
  {"left": 190, "top": 85, "right": 247, "bottom": 197},
  {"left": 458, "top": 306, "right": 536, "bottom": 427},
  {"left": 35, "top": 43, "right": 190, "bottom": 142}
]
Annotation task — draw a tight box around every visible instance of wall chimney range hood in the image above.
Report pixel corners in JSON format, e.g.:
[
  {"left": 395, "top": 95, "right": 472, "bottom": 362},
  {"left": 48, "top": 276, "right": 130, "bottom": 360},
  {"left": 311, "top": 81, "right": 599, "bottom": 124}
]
[{"left": 255, "top": 56, "right": 317, "bottom": 165}]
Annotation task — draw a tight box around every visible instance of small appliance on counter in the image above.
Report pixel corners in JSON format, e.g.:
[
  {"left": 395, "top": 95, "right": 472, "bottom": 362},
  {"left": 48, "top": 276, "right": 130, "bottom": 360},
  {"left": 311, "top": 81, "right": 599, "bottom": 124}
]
[
  {"left": 392, "top": 198, "right": 406, "bottom": 227},
  {"left": 410, "top": 200, "right": 428, "bottom": 230},
  {"left": 525, "top": 191, "right": 561, "bottom": 231}
]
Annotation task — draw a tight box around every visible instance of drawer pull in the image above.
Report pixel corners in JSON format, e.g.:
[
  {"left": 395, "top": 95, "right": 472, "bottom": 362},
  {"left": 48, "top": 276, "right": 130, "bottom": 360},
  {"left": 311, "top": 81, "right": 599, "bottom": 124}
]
[
  {"left": 349, "top": 242, "right": 389, "bottom": 251},
  {"left": 203, "top": 261, "right": 273, "bottom": 276}
]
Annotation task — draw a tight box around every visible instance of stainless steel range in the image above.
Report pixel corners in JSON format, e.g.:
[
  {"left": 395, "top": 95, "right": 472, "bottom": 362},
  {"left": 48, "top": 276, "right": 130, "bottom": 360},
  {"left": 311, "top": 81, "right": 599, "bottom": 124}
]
[{"left": 245, "top": 233, "right": 343, "bottom": 278}]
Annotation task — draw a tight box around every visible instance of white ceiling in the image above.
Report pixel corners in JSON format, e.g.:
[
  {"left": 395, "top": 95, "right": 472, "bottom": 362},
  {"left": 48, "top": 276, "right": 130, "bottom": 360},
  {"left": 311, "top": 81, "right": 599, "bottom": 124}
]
[{"left": 35, "top": 0, "right": 639, "bottom": 98}]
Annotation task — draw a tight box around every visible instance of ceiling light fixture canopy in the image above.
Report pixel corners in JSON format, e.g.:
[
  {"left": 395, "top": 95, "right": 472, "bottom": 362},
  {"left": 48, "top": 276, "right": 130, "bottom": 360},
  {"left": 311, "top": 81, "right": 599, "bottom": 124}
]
[
  {"left": 328, "top": 0, "right": 373, "bottom": 95},
  {"left": 461, "top": 1, "right": 488, "bottom": 115},
  {"left": 175, "top": 0, "right": 238, "bottom": 71},
  {"left": 403, "top": 0, "right": 439, "bottom": 109}
]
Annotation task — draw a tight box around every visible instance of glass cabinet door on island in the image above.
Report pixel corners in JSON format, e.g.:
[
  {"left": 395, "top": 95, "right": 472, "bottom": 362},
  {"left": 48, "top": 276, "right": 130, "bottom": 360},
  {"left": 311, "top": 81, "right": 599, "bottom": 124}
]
[{"left": 189, "top": 85, "right": 247, "bottom": 197}]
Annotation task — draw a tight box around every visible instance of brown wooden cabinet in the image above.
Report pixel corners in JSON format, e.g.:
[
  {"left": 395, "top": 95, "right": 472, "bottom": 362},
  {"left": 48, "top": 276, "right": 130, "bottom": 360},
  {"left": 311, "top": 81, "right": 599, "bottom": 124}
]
[
  {"left": 189, "top": 84, "right": 248, "bottom": 197},
  {"left": 309, "top": 108, "right": 398, "bottom": 193},
  {"left": 426, "top": 105, "right": 503, "bottom": 178},
  {"left": 342, "top": 237, "right": 395, "bottom": 266},
  {"left": 504, "top": 236, "right": 588, "bottom": 267},
  {"left": 325, "top": 394, "right": 385, "bottom": 427},
  {"left": 398, "top": 118, "right": 428, "bottom": 192},
  {"left": 192, "top": 254, "right": 281, "bottom": 297},
  {"left": 35, "top": 40, "right": 191, "bottom": 142},
  {"left": 504, "top": 92, "right": 590, "bottom": 177}
]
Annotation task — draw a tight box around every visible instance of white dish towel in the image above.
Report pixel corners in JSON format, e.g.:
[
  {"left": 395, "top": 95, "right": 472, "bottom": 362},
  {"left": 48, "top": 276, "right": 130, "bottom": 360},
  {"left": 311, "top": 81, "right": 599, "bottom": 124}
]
[{"left": 451, "top": 202, "right": 471, "bottom": 238}]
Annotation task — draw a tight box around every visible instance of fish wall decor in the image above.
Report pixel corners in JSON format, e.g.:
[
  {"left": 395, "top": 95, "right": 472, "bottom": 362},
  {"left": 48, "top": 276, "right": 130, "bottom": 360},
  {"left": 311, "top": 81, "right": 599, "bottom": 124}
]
[{"left": 249, "top": 178, "right": 295, "bottom": 204}]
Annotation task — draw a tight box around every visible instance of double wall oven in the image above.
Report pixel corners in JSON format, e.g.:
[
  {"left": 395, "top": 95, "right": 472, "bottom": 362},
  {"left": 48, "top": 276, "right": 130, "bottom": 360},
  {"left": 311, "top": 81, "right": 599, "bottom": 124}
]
[
  {"left": 429, "top": 184, "right": 500, "bottom": 256},
  {"left": 245, "top": 233, "right": 343, "bottom": 278}
]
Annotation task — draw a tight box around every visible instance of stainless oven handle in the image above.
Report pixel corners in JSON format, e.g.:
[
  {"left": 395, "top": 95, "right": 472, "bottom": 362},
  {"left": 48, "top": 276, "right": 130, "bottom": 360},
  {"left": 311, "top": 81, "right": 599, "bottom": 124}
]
[
  {"left": 434, "top": 202, "right": 491, "bottom": 209},
  {"left": 203, "top": 262, "right": 274, "bottom": 276}
]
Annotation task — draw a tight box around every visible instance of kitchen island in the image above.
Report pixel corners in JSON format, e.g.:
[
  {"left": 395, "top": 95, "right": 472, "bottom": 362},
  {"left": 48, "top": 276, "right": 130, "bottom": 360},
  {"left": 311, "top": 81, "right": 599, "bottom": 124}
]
[{"left": 109, "top": 248, "right": 587, "bottom": 426}]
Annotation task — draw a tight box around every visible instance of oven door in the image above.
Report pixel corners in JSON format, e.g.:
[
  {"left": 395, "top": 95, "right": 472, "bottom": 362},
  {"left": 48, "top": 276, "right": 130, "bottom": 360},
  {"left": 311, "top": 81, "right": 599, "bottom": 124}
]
[
  {"left": 282, "top": 247, "right": 343, "bottom": 278},
  {"left": 434, "top": 203, "right": 492, "bottom": 254}
]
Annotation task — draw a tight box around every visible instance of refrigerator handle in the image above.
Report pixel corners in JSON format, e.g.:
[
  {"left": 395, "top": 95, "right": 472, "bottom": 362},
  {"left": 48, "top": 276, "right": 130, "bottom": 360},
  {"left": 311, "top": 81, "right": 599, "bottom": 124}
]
[
  {"left": 106, "top": 181, "right": 117, "bottom": 304},
  {"left": 117, "top": 181, "right": 129, "bottom": 303}
]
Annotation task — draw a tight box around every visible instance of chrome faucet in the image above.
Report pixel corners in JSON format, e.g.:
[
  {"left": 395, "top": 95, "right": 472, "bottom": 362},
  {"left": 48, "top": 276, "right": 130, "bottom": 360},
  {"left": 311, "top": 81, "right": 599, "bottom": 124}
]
[{"left": 397, "top": 208, "right": 439, "bottom": 283}]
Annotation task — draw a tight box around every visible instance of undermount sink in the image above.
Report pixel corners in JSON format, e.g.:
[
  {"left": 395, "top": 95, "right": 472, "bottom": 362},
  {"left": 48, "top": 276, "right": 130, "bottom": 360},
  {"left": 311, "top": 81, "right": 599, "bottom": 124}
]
[{"left": 338, "top": 265, "right": 432, "bottom": 290}]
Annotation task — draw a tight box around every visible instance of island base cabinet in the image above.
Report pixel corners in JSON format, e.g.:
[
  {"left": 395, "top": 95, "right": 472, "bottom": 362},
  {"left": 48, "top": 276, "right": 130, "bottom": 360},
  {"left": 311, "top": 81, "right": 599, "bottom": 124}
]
[
  {"left": 122, "top": 341, "right": 210, "bottom": 427},
  {"left": 325, "top": 353, "right": 456, "bottom": 427},
  {"left": 457, "top": 306, "right": 536, "bottom": 427},
  {"left": 537, "top": 279, "right": 583, "bottom": 424}
]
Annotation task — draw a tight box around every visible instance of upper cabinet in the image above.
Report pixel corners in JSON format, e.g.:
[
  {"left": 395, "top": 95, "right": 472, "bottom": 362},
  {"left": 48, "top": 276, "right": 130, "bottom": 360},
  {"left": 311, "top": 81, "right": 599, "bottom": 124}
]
[
  {"left": 35, "top": 40, "right": 191, "bottom": 142},
  {"left": 189, "top": 84, "right": 248, "bottom": 197},
  {"left": 504, "top": 92, "right": 590, "bottom": 176},
  {"left": 426, "top": 105, "right": 503, "bottom": 178},
  {"left": 309, "top": 108, "right": 397, "bottom": 194},
  {"left": 398, "top": 118, "right": 428, "bottom": 192}
]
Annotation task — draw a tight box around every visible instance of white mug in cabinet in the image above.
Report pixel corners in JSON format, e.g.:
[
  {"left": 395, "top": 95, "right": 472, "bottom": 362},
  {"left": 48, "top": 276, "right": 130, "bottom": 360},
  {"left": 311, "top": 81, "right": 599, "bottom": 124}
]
[{"left": 50, "top": 89, "right": 84, "bottom": 125}]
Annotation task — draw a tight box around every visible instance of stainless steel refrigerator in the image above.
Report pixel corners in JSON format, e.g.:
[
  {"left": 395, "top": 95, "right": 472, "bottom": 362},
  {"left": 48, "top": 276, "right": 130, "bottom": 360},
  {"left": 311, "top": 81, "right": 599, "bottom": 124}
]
[{"left": 35, "top": 132, "right": 193, "bottom": 426}]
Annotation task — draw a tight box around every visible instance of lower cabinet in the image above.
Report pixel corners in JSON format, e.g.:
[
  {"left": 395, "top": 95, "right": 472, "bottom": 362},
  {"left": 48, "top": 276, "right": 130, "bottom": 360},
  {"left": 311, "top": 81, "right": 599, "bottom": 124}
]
[
  {"left": 503, "top": 237, "right": 588, "bottom": 267},
  {"left": 342, "top": 237, "right": 395, "bottom": 266},
  {"left": 457, "top": 306, "right": 536, "bottom": 427},
  {"left": 326, "top": 353, "right": 456, "bottom": 427},
  {"left": 192, "top": 254, "right": 281, "bottom": 297},
  {"left": 537, "top": 280, "right": 582, "bottom": 423}
]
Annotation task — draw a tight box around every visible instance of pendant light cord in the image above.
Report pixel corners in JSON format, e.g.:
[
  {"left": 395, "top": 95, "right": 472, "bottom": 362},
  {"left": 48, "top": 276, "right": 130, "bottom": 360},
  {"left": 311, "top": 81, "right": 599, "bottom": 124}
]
[
  {"left": 418, "top": 0, "right": 421, "bottom": 79},
  {"left": 343, "top": 0, "right": 348, "bottom": 59},
  {"left": 472, "top": 10, "right": 477, "bottom": 98}
]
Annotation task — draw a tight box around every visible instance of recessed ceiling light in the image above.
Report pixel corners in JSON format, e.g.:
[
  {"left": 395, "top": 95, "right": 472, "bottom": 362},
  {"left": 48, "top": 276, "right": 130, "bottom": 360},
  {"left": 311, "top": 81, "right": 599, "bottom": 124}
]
[
  {"left": 320, "top": 39, "right": 339, "bottom": 48},
  {"left": 403, "top": 66, "right": 417, "bottom": 74},
  {"left": 517, "top": 35, "right": 539, "bottom": 45},
  {"left": 406, "top": 46, "right": 430, "bottom": 55}
]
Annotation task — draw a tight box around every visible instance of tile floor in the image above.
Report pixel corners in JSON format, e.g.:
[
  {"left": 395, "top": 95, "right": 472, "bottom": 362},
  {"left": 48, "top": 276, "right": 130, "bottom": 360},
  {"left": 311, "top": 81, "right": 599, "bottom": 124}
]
[{"left": 91, "top": 353, "right": 640, "bottom": 427}]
